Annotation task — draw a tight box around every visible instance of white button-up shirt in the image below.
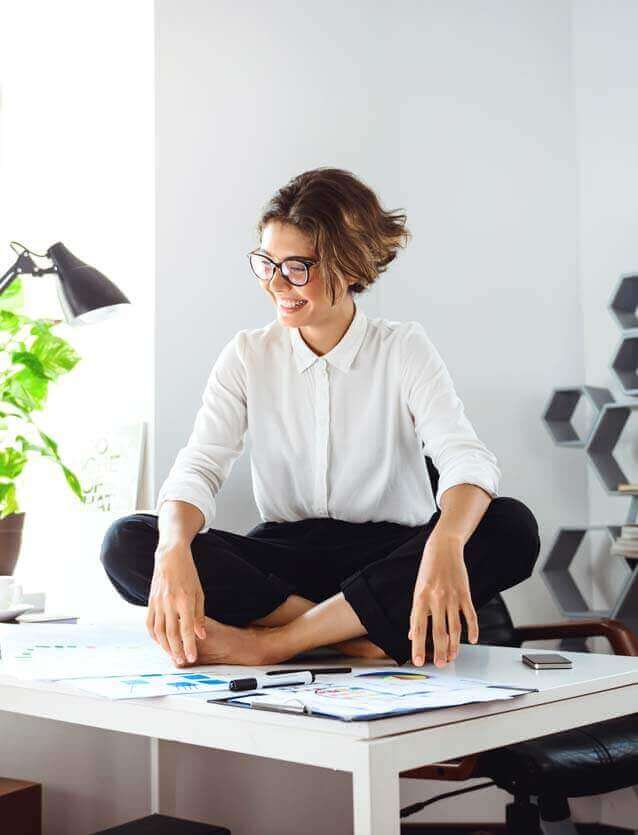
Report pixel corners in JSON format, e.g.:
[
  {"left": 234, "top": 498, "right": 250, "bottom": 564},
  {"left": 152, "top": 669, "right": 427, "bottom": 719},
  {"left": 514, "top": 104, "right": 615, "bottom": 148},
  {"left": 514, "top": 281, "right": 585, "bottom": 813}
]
[{"left": 156, "top": 303, "right": 500, "bottom": 531}]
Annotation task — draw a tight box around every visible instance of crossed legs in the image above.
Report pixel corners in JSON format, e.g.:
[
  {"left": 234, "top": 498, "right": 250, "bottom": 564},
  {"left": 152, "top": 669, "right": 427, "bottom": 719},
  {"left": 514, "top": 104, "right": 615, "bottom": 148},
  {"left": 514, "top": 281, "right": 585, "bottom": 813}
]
[
  {"left": 100, "top": 497, "right": 540, "bottom": 667},
  {"left": 251, "top": 594, "right": 389, "bottom": 660}
]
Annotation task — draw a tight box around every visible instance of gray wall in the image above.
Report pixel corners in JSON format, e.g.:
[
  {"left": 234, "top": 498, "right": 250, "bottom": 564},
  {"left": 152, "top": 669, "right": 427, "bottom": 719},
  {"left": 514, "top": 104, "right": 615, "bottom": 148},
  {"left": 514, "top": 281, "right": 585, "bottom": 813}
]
[
  {"left": 156, "top": 1, "right": 591, "bottom": 829},
  {"left": 572, "top": 1, "right": 638, "bottom": 827}
]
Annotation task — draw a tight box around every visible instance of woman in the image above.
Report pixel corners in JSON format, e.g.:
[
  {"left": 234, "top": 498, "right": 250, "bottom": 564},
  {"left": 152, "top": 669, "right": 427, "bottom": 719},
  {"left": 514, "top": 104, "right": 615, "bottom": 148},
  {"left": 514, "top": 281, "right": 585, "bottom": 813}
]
[{"left": 100, "top": 168, "right": 540, "bottom": 670}]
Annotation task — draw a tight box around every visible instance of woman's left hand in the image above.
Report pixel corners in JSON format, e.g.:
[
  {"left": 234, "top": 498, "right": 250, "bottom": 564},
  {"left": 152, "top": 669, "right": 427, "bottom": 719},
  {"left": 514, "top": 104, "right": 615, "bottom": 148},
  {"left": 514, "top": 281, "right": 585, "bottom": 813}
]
[{"left": 408, "top": 531, "right": 479, "bottom": 667}]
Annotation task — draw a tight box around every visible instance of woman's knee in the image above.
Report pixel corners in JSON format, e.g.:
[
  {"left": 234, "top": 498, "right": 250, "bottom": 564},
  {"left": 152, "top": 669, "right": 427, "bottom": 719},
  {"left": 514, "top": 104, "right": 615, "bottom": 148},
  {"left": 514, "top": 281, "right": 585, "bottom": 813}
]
[
  {"left": 487, "top": 497, "right": 541, "bottom": 580},
  {"left": 100, "top": 513, "right": 157, "bottom": 577}
]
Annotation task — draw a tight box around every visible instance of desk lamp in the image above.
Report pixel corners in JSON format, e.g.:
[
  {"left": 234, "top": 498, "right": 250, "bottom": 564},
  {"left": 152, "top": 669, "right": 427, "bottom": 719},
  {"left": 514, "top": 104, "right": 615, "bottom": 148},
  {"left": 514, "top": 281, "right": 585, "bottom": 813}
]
[{"left": 0, "top": 241, "right": 130, "bottom": 320}]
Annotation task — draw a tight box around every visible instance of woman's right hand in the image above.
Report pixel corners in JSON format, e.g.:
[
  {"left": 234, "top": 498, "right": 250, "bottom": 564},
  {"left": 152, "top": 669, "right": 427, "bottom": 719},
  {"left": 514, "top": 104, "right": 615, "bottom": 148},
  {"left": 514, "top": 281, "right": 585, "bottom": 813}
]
[{"left": 146, "top": 542, "right": 207, "bottom": 665}]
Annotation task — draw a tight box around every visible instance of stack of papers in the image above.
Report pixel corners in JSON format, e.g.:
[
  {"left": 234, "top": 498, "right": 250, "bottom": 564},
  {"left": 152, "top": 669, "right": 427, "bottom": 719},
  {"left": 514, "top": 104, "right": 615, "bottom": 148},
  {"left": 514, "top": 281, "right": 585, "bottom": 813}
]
[
  {"left": 0, "top": 623, "right": 177, "bottom": 680},
  {"left": 224, "top": 670, "right": 537, "bottom": 721},
  {"left": 0, "top": 624, "right": 538, "bottom": 720}
]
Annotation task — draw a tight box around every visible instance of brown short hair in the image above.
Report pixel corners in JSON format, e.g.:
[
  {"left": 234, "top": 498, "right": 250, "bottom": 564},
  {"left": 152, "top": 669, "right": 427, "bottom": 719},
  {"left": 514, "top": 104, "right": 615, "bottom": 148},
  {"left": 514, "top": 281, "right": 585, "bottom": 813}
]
[{"left": 256, "top": 167, "right": 411, "bottom": 305}]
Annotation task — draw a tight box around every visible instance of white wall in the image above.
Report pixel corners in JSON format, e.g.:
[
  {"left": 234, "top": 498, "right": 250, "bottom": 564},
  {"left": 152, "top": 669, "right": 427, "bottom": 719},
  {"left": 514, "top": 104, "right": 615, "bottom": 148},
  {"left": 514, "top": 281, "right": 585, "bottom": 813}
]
[
  {"left": 156, "top": 0, "right": 588, "bottom": 829},
  {"left": 0, "top": 3, "right": 154, "bottom": 833},
  {"left": 0, "top": 0, "right": 155, "bottom": 620},
  {"left": 572, "top": 0, "right": 638, "bottom": 827}
]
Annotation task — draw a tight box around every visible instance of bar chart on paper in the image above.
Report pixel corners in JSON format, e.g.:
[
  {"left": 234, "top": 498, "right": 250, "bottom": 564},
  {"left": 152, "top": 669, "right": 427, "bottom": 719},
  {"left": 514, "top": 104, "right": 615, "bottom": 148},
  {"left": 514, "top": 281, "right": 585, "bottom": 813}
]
[{"left": 69, "top": 672, "right": 235, "bottom": 699}]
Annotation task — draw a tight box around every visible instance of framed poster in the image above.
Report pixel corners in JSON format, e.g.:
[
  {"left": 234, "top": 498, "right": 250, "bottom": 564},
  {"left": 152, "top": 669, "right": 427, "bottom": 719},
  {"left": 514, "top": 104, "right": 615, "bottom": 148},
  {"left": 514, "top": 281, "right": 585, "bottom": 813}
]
[{"left": 75, "top": 422, "right": 146, "bottom": 514}]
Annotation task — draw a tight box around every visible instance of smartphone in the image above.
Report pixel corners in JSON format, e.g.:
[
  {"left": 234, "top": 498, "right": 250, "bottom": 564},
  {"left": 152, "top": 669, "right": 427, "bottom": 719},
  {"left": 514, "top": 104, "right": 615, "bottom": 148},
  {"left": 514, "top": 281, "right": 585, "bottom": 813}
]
[{"left": 522, "top": 652, "right": 572, "bottom": 669}]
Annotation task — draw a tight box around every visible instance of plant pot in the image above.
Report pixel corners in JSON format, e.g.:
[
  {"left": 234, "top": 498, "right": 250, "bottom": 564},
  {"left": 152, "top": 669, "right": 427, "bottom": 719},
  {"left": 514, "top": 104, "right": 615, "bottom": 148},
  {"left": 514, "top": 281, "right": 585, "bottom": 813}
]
[{"left": 0, "top": 512, "right": 25, "bottom": 576}]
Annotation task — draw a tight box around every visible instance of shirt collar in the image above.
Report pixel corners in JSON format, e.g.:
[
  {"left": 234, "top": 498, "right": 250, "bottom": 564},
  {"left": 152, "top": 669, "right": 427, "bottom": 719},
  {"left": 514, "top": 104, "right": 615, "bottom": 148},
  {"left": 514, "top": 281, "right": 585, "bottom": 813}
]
[{"left": 289, "top": 302, "right": 368, "bottom": 374}]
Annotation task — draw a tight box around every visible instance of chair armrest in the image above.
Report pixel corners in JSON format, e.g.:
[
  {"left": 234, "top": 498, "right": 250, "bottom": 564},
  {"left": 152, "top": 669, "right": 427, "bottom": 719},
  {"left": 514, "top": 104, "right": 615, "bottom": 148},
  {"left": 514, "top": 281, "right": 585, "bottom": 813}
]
[{"left": 514, "top": 618, "right": 638, "bottom": 656}]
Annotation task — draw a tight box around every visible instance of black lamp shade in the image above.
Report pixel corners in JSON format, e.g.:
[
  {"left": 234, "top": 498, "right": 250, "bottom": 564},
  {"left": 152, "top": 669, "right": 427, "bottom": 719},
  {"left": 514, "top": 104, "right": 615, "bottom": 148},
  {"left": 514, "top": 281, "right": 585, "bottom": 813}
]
[{"left": 47, "top": 242, "right": 130, "bottom": 325}]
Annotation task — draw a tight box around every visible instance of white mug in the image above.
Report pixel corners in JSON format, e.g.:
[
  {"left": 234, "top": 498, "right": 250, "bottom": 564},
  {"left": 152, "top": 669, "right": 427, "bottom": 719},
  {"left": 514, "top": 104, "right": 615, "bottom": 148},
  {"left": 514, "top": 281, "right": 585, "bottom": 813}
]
[{"left": 0, "top": 577, "right": 22, "bottom": 609}]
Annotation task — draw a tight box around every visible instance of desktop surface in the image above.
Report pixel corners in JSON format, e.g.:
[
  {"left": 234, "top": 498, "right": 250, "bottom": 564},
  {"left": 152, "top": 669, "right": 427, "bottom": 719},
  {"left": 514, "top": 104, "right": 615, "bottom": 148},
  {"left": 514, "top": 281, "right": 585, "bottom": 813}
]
[{"left": 0, "top": 643, "right": 637, "bottom": 741}]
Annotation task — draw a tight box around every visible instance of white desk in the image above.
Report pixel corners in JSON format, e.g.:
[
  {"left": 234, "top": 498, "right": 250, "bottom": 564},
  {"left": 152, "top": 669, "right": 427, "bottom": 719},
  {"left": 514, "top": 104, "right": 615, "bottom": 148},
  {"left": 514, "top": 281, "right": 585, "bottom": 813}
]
[{"left": 1, "top": 644, "right": 637, "bottom": 835}]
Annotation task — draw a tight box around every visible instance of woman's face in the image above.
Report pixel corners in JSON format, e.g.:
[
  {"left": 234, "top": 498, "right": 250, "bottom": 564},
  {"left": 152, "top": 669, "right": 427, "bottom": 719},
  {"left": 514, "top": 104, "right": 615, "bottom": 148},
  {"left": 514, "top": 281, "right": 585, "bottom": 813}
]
[{"left": 256, "top": 221, "right": 354, "bottom": 328}]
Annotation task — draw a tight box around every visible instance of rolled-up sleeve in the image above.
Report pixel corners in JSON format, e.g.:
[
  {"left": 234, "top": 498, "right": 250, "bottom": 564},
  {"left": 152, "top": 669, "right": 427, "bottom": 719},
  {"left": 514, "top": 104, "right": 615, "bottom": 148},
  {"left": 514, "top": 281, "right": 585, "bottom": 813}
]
[
  {"left": 156, "top": 332, "right": 248, "bottom": 532},
  {"left": 401, "top": 322, "right": 500, "bottom": 506}
]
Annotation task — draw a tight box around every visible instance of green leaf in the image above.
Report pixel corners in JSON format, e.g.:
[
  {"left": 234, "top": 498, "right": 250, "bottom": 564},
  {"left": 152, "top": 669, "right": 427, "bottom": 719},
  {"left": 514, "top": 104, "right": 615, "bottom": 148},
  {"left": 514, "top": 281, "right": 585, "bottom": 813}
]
[
  {"left": 30, "top": 333, "right": 81, "bottom": 380},
  {"left": 0, "top": 483, "right": 18, "bottom": 518},
  {"left": 0, "top": 397, "right": 28, "bottom": 418},
  {"left": 1, "top": 368, "right": 48, "bottom": 411},
  {"left": 16, "top": 435, "right": 43, "bottom": 455},
  {"left": 30, "top": 320, "right": 53, "bottom": 337},
  {"left": 38, "top": 430, "right": 59, "bottom": 458},
  {"left": 12, "top": 433, "right": 83, "bottom": 503},
  {"left": 0, "top": 447, "right": 27, "bottom": 479},
  {"left": 12, "top": 351, "right": 47, "bottom": 379},
  {"left": 0, "top": 310, "right": 22, "bottom": 335},
  {"left": 0, "top": 277, "right": 24, "bottom": 314},
  {"left": 61, "top": 464, "right": 85, "bottom": 502}
]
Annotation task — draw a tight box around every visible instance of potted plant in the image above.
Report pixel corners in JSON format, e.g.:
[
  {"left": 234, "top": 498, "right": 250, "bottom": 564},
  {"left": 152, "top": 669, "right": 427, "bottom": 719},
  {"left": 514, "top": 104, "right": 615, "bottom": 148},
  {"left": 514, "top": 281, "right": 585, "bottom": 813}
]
[{"left": 0, "top": 278, "right": 84, "bottom": 576}]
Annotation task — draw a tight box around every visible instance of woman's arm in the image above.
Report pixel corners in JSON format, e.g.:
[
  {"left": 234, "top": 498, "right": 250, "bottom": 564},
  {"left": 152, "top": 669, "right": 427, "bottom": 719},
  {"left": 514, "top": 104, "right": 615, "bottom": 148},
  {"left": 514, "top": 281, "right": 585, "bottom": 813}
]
[
  {"left": 158, "top": 498, "right": 205, "bottom": 544},
  {"left": 402, "top": 322, "right": 501, "bottom": 505},
  {"left": 436, "top": 482, "right": 492, "bottom": 542},
  {"left": 409, "top": 483, "right": 492, "bottom": 667},
  {"left": 156, "top": 331, "right": 248, "bottom": 532},
  {"left": 401, "top": 322, "right": 500, "bottom": 667},
  {"left": 150, "top": 332, "right": 248, "bottom": 663},
  {"left": 147, "top": 500, "right": 207, "bottom": 665}
]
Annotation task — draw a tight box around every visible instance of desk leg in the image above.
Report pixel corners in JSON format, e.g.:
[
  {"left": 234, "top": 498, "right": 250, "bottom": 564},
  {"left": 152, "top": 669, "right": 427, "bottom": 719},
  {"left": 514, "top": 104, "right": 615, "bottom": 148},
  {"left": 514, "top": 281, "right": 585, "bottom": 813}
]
[
  {"left": 149, "top": 738, "right": 175, "bottom": 816},
  {"left": 150, "top": 738, "right": 160, "bottom": 814},
  {"left": 352, "top": 748, "right": 400, "bottom": 835}
]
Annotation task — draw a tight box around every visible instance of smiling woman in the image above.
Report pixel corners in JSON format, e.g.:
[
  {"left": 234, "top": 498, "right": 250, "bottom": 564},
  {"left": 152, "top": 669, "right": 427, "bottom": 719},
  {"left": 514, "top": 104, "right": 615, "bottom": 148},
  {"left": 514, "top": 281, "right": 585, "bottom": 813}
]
[
  {"left": 257, "top": 167, "right": 411, "bottom": 300},
  {"left": 100, "top": 166, "right": 540, "bottom": 674},
  {"left": 247, "top": 168, "right": 411, "bottom": 356}
]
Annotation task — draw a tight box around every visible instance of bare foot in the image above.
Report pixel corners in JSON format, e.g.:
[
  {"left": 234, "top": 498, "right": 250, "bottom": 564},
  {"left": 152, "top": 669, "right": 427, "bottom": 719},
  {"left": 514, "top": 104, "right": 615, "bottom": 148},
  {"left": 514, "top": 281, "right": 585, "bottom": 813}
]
[
  {"left": 330, "top": 637, "right": 389, "bottom": 660},
  {"left": 174, "top": 617, "right": 283, "bottom": 668}
]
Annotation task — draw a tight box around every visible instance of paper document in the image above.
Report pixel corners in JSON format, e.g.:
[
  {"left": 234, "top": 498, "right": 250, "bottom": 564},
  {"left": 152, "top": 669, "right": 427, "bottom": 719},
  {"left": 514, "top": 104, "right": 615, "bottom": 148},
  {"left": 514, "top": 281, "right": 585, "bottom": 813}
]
[
  {"left": 69, "top": 671, "right": 237, "bottom": 700},
  {"left": 221, "top": 668, "right": 537, "bottom": 721},
  {"left": 0, "top": 623, "right": 176, "bottom": 681}
]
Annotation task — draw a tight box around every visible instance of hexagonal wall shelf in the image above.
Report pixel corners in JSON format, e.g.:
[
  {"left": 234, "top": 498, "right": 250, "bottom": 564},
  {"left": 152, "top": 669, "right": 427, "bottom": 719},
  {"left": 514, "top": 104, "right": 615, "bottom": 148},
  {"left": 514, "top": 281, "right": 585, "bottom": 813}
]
[
  {"left": 609, "top": 273, "right": 638, "bottom": 330},
  {"left": 541, "top": 525, "right": 621, "bottom": 618},
  {"left": 542, "top": 386, "right": 614, "bottom": 446},
  {"left": 586, "top": 401, "right": 638, "bottom": 494},
  {"left": 610, "top": 332, "right": 638, "bottom": 396},
  {"left": 613, "top": 562, "right": 638, "bottom": 637}
]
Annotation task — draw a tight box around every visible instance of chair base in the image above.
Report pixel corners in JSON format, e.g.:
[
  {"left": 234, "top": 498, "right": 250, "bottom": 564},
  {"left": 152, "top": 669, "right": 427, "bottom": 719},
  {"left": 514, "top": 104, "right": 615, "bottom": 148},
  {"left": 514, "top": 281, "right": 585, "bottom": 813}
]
[{"left": 92, "top": 814, "right": 230, "bottom": 834}]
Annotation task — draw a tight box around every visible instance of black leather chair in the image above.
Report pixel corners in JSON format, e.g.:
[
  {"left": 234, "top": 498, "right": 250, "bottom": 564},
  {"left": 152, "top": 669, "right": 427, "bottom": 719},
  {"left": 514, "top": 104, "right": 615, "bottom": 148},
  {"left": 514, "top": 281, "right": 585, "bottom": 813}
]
[{"left": 400, "top": 460, "right": 638, "bottom": 834}]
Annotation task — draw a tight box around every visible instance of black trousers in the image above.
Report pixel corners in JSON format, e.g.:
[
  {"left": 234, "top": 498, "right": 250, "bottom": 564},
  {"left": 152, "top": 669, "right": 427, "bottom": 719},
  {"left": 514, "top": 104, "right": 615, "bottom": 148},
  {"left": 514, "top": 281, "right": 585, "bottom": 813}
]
[{"left": 100, "top": 497, "right": 540, "bottom": 665}]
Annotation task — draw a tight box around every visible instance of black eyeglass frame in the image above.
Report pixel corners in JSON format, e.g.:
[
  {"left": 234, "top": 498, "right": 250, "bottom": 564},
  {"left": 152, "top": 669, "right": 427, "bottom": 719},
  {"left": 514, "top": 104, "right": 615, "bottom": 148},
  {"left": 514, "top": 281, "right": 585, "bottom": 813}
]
[{"left": 246, "top": 251, "right": 319, "bottom": 287}]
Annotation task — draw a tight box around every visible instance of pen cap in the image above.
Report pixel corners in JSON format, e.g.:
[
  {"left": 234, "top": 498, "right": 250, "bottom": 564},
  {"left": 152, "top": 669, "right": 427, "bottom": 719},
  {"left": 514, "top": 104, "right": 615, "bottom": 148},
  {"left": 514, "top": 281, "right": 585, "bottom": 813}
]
[{"left": 229, "top": 678, "right": 258, "bottom": 692}]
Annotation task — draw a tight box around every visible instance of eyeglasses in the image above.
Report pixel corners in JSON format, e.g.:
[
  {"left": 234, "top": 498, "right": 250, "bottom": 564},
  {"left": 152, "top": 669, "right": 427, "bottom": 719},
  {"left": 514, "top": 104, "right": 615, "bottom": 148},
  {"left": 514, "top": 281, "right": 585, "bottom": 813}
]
[{"left": 247, "top": 251, "right": 319, "bottom": 287}]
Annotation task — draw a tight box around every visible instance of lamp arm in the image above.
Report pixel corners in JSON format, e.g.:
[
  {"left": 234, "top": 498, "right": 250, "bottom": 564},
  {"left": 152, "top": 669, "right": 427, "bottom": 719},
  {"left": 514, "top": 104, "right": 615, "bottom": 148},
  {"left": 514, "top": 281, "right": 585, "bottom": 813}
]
[{"left": 0, "top": 250, "right": 57, "bottom": 296}]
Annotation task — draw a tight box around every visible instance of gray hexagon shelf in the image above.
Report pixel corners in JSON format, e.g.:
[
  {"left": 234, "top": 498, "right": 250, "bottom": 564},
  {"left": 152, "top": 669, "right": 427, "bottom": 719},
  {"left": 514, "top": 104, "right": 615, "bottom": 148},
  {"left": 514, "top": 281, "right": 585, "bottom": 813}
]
[
  {"left": 542, "top": 386, "right": 614, "bottom": 446},
  {"left": 614, "top": 560, "right": 638, "bottom": 638},
  {"left": 586, "top": 401, "right": 638, "bottom": 495},
  {"left": 541, "top": 525, "right": 622, "bottom": 618},
  {"left": 609, "top": 273, "right": 638, "bottom": 330},
  {"left": 610, "top": 332, "right": 638, "bottom": 396}
]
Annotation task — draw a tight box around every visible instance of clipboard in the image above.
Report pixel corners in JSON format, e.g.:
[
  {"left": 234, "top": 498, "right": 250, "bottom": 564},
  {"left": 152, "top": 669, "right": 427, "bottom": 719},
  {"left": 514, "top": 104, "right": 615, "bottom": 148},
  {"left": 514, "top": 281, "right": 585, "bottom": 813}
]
[
  {"left": 208, "top": 684, "right": 539, "bottom": 722},
  {"left": 211, "top": 694, "right": 314, "bottom": 717}
]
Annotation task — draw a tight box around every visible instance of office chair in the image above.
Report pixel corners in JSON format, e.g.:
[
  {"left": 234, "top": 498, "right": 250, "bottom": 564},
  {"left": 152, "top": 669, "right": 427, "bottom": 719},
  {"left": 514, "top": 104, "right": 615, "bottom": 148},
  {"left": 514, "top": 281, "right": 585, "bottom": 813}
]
[{"left": 399, "top": 460, "right": 638, "bottom": 834}]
